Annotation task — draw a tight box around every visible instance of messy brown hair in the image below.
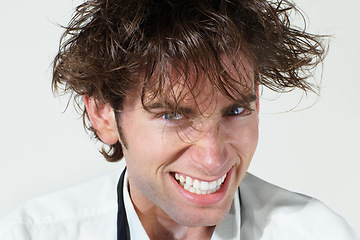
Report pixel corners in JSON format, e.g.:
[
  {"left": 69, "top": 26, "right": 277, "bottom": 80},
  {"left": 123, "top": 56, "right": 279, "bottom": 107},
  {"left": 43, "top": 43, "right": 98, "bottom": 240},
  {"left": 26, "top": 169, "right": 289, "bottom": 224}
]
[{"left": 52, "top": 0, "right": 327, "bottom": 162}]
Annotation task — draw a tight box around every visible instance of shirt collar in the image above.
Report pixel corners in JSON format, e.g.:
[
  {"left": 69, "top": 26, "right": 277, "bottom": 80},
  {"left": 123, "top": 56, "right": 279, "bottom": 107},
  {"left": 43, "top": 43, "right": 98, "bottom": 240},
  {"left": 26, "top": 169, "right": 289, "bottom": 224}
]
[{"left": 123, "top": 171, "right": 241, "bottom": 240}]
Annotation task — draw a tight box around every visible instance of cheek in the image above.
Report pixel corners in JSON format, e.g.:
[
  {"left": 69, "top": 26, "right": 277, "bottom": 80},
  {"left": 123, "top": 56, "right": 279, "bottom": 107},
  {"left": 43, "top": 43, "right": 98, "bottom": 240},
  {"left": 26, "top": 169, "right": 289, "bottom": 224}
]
[
  {"left": 127, "top": 132, "right": 181, "bottom": 162},
  {"left": 122, "top": 118, "right": 187, "bottom": 173},
  {"left": 121, "top": 115, "right": 160, "bottom": 155},
  {"left": 241, "top": 122, "right": 259, "bottom": 153},
  {"left": 231, "top": 121, "right": 259, "bottom": 184},
  {"left": 227, "top": 118, "right": 259, "bottom": 151}
]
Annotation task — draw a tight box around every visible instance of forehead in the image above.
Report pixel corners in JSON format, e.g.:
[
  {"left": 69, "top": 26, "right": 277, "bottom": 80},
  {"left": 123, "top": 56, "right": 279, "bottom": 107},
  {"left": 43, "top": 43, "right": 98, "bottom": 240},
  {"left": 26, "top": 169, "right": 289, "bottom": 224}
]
[{"left": 137, "top": 54, "right": 257, "bottom": 109}]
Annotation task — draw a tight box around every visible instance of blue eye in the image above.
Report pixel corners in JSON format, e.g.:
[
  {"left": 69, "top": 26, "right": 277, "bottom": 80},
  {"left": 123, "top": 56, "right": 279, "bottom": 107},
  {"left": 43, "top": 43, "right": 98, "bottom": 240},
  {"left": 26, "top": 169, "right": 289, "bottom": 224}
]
[
  {"left": 227, "top": 107, "right": 245, "bottom": 116},
  {"left": 162, "top": 112, "right": 183, "bottom": 120}
]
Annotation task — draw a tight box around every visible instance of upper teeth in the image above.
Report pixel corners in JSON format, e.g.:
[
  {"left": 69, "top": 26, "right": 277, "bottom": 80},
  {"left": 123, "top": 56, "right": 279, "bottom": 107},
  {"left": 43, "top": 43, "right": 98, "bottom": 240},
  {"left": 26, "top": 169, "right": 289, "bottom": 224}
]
[{"left": 174, "top": 173, "right": 226, "bottom": 195}]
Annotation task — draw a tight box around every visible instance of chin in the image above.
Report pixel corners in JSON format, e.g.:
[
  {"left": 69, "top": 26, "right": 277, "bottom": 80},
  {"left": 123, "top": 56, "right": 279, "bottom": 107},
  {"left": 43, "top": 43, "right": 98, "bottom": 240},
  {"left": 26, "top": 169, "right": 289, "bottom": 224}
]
[{"left": 168, "top": 207, "right": 229, "bottom": 227}]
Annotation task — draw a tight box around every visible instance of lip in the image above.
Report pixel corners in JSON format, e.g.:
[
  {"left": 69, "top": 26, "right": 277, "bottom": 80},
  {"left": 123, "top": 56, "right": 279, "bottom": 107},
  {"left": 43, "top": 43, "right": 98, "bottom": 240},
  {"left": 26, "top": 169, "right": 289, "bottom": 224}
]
[{"left": 169, "top": 166, "right": 234, "bottom": 206}]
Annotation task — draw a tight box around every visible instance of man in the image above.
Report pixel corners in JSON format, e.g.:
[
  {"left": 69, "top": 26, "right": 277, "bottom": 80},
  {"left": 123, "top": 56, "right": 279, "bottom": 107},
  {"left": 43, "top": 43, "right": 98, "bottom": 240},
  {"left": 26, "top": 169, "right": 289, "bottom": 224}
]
[{"left": 0, "top": 0, "right": 358, "bottom": 239}]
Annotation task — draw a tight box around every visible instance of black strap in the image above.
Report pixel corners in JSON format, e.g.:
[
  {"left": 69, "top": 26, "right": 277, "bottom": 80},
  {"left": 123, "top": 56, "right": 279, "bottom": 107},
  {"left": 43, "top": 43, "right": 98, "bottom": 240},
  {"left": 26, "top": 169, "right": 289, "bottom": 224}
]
[
  {"left": 117, "top": 168, "right": 129, "bottom": 240},
  {"left": 238, "top": 187, "right": 242, "bottom": 229}
]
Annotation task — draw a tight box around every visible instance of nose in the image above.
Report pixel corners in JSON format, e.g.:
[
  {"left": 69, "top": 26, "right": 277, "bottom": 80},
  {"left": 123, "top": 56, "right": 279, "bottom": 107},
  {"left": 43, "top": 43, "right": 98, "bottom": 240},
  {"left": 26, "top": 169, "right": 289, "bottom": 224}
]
[{"left": 189, "top": 121, "right": 229, "bottom": 175}]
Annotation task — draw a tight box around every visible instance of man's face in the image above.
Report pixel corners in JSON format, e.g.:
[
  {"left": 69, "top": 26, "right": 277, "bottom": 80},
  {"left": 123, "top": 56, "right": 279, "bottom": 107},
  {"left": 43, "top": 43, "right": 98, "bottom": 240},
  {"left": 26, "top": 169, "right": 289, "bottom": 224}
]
[{"left": 117, "top": 74, "right": 259, "bottom": 227}]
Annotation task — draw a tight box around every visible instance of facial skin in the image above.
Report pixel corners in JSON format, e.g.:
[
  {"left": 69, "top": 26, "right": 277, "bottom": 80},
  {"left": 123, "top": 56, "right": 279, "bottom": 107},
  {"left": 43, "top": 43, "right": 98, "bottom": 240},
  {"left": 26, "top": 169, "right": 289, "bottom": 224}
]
[{"left": 84, "top": 62, "right": 259, "bottom": 239}]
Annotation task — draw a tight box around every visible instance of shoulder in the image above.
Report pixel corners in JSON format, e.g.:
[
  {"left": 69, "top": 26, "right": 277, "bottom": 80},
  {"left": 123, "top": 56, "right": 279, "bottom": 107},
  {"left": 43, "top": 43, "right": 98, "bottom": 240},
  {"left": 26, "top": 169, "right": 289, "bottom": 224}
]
[
  {"left": 0, "top": 162, "right": 125, "bottom": 240},
  {"left": 239, "top": 173, "right": 359, "bottom": 240}
]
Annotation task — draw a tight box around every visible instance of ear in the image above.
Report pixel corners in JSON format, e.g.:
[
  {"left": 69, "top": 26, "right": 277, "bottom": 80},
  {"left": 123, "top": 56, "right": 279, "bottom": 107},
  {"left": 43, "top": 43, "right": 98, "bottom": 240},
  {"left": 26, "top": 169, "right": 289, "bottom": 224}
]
[{"left": 83, "top": 95, "right": 119, "bottom": 145}]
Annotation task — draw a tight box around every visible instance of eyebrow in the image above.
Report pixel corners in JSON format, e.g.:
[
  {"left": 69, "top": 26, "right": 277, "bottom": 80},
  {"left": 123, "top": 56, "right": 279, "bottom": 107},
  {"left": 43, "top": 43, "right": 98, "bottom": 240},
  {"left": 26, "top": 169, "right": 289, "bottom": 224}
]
[
  {"left": 224, "top": 94, "right": 257, "bottom": 111},
  {"left": 246, "top": 94, "right": 258, "bottom": 103},
  {"left": 146, "top": 102, "right": 196, "bottom": 115},
  {"left": 145, "top": 94, "right": 257, "bottom": 114},
  {"left": 222, "top": 93, "right": 258, "bottom": 106}
]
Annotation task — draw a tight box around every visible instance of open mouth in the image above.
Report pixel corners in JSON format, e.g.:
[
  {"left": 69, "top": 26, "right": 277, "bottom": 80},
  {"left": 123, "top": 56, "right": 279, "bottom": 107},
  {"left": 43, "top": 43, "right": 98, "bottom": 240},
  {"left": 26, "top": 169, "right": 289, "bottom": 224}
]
[{"left": 173, "top": 172, "right": 227, "bottom": 195}]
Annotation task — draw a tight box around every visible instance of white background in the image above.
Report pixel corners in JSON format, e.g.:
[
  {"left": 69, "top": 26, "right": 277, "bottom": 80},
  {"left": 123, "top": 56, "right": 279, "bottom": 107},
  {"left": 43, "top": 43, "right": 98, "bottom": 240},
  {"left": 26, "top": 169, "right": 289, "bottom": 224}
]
[{"left": 0, "top": 0, "right": 359, "bottom": 234}]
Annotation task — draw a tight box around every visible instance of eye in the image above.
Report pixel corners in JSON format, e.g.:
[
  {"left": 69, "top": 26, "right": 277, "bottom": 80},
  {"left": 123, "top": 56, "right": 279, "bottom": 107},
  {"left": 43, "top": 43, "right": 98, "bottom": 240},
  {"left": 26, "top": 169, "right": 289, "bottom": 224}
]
[
  {"left": 226, "top": 106, "right": 247, "bottom": 116},
  {"left": 162, "top": 112, "right": 183, "bottom": 121}
]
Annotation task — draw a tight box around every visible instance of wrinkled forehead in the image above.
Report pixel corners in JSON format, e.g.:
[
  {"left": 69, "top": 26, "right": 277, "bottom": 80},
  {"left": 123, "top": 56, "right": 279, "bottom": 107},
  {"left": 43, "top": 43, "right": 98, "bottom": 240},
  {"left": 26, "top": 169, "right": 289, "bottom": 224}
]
[{"left": 138, "top": 54, "right": 257, "bottom": 110}]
